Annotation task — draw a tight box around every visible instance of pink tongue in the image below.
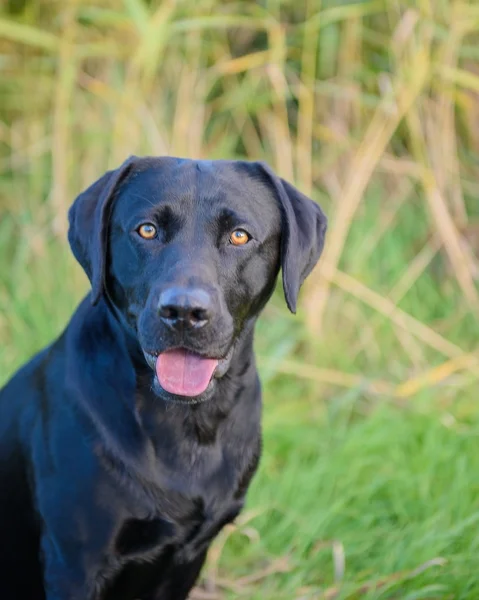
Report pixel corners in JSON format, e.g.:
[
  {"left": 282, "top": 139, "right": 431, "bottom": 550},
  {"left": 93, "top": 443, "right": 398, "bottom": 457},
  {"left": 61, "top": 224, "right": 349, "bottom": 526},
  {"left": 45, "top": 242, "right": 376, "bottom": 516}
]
[{"left": 156, "top": 349, "right": 218, "bottom": 397}]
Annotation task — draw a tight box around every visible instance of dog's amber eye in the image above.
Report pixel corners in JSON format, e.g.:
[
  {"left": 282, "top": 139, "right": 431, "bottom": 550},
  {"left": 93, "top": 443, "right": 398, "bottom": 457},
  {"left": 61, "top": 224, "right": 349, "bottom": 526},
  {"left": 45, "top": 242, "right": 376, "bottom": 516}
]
[
  {"left": 229, "top": 229, "right": 250, "bottom": 246},
  {"left": 137, "top": 223, "right": 157, "bottom": 240}
]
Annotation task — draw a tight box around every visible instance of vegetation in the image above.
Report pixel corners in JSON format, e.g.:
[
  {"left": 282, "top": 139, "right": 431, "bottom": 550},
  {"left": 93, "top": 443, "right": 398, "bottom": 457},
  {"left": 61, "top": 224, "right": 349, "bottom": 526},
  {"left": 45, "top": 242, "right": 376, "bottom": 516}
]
[{"left": 1, "top": 0, "right": 479, "bottom": 597}]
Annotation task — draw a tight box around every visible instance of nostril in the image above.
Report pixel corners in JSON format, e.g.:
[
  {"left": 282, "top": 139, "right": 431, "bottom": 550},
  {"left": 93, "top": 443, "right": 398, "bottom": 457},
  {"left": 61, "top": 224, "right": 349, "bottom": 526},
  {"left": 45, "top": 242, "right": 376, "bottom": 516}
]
[
  {"left": 159, "top": 305, "right": 178, "bottom": 321},
  {"left": 190, "top": 308, "right": 208, "bottom": 324}
]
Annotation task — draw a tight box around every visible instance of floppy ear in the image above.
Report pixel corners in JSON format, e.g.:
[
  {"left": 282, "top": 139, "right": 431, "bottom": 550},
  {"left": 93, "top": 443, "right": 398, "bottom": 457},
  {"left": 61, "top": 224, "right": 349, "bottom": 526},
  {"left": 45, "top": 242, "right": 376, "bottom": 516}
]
[
  {"left": 255, "top": 163, "right": 327, "bottom": 313},
  {"left": 68, "top": 156, "right": 138, "bottom": 305}
]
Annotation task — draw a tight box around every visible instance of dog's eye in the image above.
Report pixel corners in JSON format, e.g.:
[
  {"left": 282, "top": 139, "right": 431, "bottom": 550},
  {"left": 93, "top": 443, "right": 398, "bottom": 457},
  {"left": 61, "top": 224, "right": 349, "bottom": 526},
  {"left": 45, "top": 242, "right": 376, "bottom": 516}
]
[
  {"left": 229, "top": 229, "right": 250, "bottom": 246},
  {"left": 137, "top": 223, "right": 157, "bottom": 240}
]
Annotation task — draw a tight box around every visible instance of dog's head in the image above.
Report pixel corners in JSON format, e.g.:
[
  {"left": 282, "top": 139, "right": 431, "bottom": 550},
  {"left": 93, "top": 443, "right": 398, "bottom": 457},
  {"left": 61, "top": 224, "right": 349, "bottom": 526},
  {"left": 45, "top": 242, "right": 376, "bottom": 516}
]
[{"left": 68, "top": 157, "right": 327, "bottom": 403}]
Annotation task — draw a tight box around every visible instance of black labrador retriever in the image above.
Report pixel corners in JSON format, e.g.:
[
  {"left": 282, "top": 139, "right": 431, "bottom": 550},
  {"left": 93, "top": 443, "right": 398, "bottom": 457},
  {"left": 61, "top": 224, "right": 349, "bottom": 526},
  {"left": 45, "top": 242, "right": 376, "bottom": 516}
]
[{"left": 0, "top": 157, "right": 327, "bottom": 600}]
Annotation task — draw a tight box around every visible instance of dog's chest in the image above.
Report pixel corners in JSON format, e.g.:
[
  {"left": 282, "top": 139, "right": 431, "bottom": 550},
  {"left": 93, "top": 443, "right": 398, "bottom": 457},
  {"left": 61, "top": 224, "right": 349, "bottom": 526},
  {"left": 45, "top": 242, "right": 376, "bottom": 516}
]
[{"left": 112, "top": 438, "right": 248, "bottom": 560}]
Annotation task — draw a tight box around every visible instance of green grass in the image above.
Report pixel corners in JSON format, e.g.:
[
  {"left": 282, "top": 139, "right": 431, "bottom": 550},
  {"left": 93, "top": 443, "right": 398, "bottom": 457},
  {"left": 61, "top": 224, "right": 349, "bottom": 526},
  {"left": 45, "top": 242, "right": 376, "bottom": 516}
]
[
  {"left": 240, "top": 396, "right": 479, "bottom": 599},
  {"left": 1, "top": 0, "right": 479, "bottom": 597}
]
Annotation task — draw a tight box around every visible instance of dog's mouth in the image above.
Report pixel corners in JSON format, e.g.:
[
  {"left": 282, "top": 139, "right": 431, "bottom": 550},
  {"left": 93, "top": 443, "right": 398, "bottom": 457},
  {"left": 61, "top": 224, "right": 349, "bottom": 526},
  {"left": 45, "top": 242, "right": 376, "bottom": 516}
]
[{"left": 143, "top": 347, "right": 233, "bottom": 398}]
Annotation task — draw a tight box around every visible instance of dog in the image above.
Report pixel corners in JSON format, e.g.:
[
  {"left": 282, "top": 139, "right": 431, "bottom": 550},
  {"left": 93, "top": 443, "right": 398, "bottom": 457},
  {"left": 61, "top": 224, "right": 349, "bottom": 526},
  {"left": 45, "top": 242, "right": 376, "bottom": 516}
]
[{"left": 0, "top": 156, "right": 327, "bottom": 599}]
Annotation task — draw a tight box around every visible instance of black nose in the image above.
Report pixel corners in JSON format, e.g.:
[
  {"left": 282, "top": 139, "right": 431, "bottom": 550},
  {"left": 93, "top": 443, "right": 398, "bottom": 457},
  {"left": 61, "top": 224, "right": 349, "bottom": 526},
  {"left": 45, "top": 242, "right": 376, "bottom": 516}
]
[{"left": 158, "top": 287, "right": 213, "bottom": 330}]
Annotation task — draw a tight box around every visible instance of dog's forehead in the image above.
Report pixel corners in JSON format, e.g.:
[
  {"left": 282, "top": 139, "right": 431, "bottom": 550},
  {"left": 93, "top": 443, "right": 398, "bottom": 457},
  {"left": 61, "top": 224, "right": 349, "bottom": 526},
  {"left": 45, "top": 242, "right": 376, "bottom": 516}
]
[{"left": 114, "top": 158, "right": 280, "bottom": 221}]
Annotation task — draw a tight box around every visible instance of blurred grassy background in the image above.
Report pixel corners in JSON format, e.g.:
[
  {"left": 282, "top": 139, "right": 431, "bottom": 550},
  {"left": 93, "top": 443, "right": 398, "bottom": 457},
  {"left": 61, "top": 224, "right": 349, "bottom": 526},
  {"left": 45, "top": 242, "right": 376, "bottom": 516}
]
[{"left": 1, "top": 0, "right": 479, "bottom": 598}]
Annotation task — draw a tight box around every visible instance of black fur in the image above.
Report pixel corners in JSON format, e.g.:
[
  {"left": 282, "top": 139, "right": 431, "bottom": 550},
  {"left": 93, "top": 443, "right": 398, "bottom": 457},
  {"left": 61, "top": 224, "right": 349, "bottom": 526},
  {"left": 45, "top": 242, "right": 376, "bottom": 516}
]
[{"left": 0, "top": 157, "right": 327, "bottom": 599}]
